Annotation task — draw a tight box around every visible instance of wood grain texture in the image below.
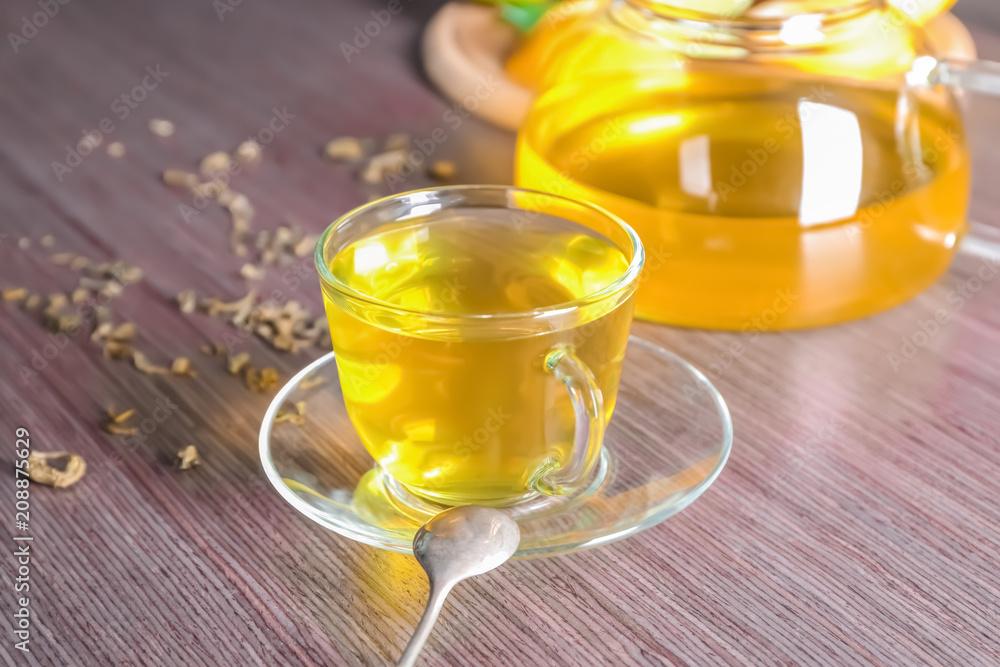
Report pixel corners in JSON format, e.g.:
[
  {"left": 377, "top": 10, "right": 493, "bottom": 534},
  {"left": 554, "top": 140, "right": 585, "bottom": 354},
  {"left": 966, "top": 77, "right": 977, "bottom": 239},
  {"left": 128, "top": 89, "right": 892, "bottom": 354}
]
[{"left": 1, "top": 0, "right": 999, "bottom": 665}]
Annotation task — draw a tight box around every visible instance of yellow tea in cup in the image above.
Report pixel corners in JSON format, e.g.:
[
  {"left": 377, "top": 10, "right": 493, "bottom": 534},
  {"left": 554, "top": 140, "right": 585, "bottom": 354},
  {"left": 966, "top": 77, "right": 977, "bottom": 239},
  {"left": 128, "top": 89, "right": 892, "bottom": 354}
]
[{"left": 317, "top": 187, "right": 643, "bottom": 506}]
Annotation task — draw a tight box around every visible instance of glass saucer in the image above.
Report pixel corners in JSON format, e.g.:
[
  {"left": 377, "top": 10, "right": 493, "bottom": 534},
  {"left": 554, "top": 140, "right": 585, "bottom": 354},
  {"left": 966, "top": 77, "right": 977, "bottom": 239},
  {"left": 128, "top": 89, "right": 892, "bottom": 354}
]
[{"left": 259, "top": 336, "right": 733, "bottom": 559}]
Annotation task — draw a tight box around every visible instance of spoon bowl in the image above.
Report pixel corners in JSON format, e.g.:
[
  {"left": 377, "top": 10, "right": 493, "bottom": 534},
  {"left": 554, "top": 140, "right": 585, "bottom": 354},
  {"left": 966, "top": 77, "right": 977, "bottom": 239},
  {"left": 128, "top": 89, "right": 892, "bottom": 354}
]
[{"left": 398, "top": 506, "right": 520, "bottom": 667}]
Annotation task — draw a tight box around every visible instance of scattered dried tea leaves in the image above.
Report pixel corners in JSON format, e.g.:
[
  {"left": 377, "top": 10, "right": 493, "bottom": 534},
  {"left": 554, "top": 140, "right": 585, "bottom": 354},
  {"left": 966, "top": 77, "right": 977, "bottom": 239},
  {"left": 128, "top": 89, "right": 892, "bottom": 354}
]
[
  {"left": 111, "top": 407, "right": 136, "bottom": 423},
  {"left": 199, "top": 151, "right": 231, "bottom": 176},
  {"left": 91, "top": 322, "right": 113, "bottom": 342},
  {"left": 133, "top": 350, "right": 170, "bottom": 375},
  {"left": 102, "top": 407, "right": 137, "bottom": 435},
  {"left": 163, "top": 169, "right": 200, "bottom": 188},
  {"left": 234, "top": 139, "right": 262, "bottom": 165},
  {"left": 240, "top": 263, "right": 265, "bottom": 280},
  {"left": 245, "top": 366, "right": 279, "bottom": 392},
  {"left": 429, "top": 160, "right": 456, "bottom": 181},
  {"left": 176, "top": 445, "right": 200, "bottom": 470},
  {"left": 18, "top": 237, "right": 30, "bottom": 250},
  {"left": 40, "top": 234, "right": 55, "bottom": 248},
  {"left": 50, "top": 252, "right": 76, "bottom": 265},
  {"left": 2, "top": 287, "right": 27, "bottom": 301},
  {"left": 171, "top": 357, "right": 196, "bottom": 377},
  {"left": 27, "top": 451, "right": 86, "bottom": 488},
  {"left": 149, "top": 118, "right": 175, "bottom": 137},
  {"left": 360, "top": 149, "right": 407, "bottom": 184},
  {"left": 107, "top": 141, "right": 126, "bottom": 157},
  {"left": 23, "top": 294, "right": 41, "bottom": 310},
  {"left": 201, "top": 290, "right": 257, "bottom": 317},
  {"left": 275, "top": 400, "right": 306, "bottom": 425},
  {"left": 293, "top": 234, "right": 317, "bottom": 257},
  {"left": 177, "top": 290, "right": 198, "bottom": 314},
  {"left": 299, "top": 374, "right": 325, "bottom": 390},
  {"left": 109, "top": 322, "right": 135, "bottom": 341},
  {"left": 102, "top": 339, "right": 134, "bottom": 361},
  {"left": 228, "top": 352, "right": 251, "bottom": 375},
  {"left": 323, "top": 137, "right": 366, "bottom": 162},
  {"left": 71, "top": 288, "right": 89, "bottom": 304}
]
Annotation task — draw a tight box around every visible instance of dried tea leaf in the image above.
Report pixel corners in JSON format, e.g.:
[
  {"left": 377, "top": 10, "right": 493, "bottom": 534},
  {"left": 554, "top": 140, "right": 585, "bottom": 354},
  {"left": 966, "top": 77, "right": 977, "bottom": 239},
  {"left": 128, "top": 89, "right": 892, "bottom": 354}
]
[
  {"left": 103, "top": 339, "right": 134, "bottom": 360},
  {"left": 110, "top": 407, "right": 136, "bottom": 424},
  {"left": 171, "top": 357, "right": 196, "bottom": 377},
  {"left": 232, "top": 241, "right": 248, "bottom": 257},
  {"left": 224, "top": 192, "right": 254, "bottom": 220},
  {"left": 71, "top": 288, "right": 89, "bottom": 304},
  {"left": 102, "top": 408, "right": 137, "bottom": 434},
  {"left": 245, "top": 366, "right": 279, "bottom": 392},
  {"left": 240, "top": 263, "right": 265, "bottom": 280},
  {"left": 176, "top": 445, "right": 200, "bottom": 470},
  {"left": 234, "top": 139, "right": 262, "bottom": 164},
  {"left": 201, "top": 290, "right": 256, "bottom": 316},
  {"left": 2, "top": 287, "right": 27, "bottom": 301},
  {"left": 273, "top": 226, "right": 295, "bottom": 246},
  {"left": 50, "top": 252, "right": 76, "bottom": 265},
  {"left": 360, "top": 149, "right": 407, "bottom": 184},
  {"left": 323, "top": 137, "right": 365, "bottom": 162},
  {"left": 47, "top": 293, "right": 68, "bottom": 310},
  {"left": 107, "top": 141, "right": 126, "bottom": 157},
  {"left": 23, "top": 294, "right": 41, "bottom": 310},
  {"left": 109, "top": 322, "right": 135, "bottom": 341},
  {"left": 228, "top": 352, "right": 251, "bottom": 375},
  {"left": 18, "top": 237, "right": 30, "bottom": 250},
  {"left": 299, "top": 374, "right": 325, "bottom": 390},
  {"left": 177, "top": 290, "right": 197, "bottom": 314},
  {"left": 163, "top": 169, "right": 200, "bottom": 188},
  {"left": 384, "top": 132, "right": 410, "bottom": 152},
  {"left": 149, "top": 118, "right": 175, "bottom": 137},
  {"left": 91, "top": 321, "right": 113, "bottom": 342},
  {"left": 199, "top": 151, "right": 231, "bottom": 175},
  {"left": 293, "top": 234, "right": 317, "bottom": 257},
  {"left": 40, "top": 234, "right": 55, "bottom": 247},
  {"left": 119, "top": 265, "right": 143, "bottom": 285},
  {"left": 27, "top": 451, "right": 86, "bottom": 488},
  {"left": 44, "top": 313, "right": 82, "bottom": 334},
  {"left": 133, "top": 350, "right": 170, "bottom": 375},
  {"left": 99, "top": 281, "right": 124, "bottom": 300},
  {"left": 428, "top": 160, "right": 456, "bottom": 181},
  {"left": 275, "top": 400, "right": 306, "bottom": 425}
]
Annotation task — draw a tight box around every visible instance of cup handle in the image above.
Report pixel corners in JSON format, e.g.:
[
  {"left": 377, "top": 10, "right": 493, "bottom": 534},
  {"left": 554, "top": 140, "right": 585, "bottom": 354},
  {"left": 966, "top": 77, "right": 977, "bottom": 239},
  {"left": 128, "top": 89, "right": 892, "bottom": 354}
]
[{"left": 533, "top": 345, "right": 605, "bottom": 497}]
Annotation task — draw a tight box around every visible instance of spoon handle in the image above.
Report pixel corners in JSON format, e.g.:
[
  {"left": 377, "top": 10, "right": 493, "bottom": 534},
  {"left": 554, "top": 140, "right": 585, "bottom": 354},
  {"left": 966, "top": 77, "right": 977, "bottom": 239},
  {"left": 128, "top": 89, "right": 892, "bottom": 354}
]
[{"left": 397, "top": 581, "right": 454, "bottom": 667}]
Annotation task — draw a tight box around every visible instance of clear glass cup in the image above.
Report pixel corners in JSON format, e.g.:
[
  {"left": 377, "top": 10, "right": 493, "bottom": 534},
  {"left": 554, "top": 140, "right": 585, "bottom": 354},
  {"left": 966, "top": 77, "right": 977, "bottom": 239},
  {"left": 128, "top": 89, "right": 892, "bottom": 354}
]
[{"left": 315, "top": 186, "right": 644, "bottom": 507}]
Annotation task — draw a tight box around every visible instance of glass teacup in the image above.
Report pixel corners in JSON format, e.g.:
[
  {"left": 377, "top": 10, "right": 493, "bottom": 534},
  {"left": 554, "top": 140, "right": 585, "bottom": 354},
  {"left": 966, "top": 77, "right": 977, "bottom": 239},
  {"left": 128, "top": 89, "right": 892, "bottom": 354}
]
[{"left": 315, "top": 186, "right": 644, "bottom": 507}]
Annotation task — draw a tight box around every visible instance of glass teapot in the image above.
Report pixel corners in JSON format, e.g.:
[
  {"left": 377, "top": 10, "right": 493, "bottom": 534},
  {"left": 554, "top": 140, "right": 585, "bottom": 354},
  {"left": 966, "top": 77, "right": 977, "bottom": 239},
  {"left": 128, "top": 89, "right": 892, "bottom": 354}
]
[{"left": 513, "top": 0, "right": 998, "bottom": 329}]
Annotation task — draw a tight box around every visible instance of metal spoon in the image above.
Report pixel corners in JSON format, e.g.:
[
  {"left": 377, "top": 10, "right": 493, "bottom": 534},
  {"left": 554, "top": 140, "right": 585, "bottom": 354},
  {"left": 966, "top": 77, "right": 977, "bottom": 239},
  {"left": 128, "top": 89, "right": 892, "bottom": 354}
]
[{"left": 397, "top": 506, "right": 521, "bottom": 667}]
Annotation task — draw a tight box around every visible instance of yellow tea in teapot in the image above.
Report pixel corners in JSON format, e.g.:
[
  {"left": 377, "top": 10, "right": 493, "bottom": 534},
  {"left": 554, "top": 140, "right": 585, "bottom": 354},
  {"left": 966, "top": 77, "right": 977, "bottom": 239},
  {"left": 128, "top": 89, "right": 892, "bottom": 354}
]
[
  {"left": 321, "top": 208, "right": 634, "bottom": 504},
  {"left": 517, "top": 73, "right": 969, "bottom": 329}
]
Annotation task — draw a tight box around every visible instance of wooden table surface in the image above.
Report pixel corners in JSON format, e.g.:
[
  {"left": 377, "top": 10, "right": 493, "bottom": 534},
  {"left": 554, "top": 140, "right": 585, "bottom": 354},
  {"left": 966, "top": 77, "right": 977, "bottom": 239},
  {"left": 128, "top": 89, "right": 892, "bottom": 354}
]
[{"left": 2, "top": 1, "right": 1000, "bottom": 664}]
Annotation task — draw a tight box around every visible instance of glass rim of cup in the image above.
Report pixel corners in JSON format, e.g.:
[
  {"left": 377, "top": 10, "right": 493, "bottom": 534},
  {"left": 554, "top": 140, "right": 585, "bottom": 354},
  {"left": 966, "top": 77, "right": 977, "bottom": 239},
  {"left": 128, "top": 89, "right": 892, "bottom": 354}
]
[{"left": 313, "top": 184, "right": 645, "bottom": 327}]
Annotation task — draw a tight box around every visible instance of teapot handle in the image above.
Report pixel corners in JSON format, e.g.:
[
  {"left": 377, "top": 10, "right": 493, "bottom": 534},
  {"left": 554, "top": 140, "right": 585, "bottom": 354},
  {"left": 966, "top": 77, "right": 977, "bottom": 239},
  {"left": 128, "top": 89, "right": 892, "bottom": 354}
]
[
  {"left": 916, "top": 57, "right": 1000, "bottom": 260},
  {"left": 924, "top": 57, "right": 1000, "bottom": 96}
]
